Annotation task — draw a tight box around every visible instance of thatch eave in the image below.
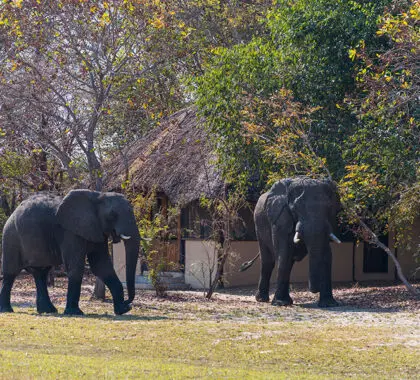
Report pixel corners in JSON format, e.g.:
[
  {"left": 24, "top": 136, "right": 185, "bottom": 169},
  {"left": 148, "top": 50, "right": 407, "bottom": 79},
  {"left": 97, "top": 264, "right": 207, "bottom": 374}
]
[{"left": 103, "top": 107, "right": 225, "bottom": 205}]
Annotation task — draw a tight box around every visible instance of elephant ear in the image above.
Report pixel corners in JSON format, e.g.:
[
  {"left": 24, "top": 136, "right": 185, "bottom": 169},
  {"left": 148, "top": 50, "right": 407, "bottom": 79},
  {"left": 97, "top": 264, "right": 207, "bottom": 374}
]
[
  {"left": 56, "top": 190, "right": 104, "bottom": 243},
  {"left": 266, "top": 180, "right": 293, "bottom": 230}
]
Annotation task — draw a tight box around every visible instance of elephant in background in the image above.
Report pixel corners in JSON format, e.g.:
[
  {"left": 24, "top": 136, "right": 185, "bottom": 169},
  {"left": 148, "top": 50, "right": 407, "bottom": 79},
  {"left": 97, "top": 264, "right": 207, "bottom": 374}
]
[
  {"left": 252, "top": 177, "right": 341, "bottom": 307},
  {"left": 0, "top": 190, "right": 140, "bottom": 315}
]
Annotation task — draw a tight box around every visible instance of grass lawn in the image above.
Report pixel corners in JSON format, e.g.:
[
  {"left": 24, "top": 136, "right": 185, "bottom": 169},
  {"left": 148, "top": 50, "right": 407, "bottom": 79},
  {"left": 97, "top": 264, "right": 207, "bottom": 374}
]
[{"left": 0, "top": 275, "right": 418, "bottom": 379}]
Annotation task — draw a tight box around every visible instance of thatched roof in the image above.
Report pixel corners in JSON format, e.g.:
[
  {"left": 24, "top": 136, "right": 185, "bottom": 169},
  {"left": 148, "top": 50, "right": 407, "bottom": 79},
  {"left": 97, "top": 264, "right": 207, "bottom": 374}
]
[{"left": 103, "top": 107, "right": 225, "bottom": 205}]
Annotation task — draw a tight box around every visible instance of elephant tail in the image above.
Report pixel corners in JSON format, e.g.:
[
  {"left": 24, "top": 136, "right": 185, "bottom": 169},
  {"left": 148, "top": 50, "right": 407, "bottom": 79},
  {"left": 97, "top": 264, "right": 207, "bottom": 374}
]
[{"left": 239, "top": 252, "right": 260, "bottom": 272}]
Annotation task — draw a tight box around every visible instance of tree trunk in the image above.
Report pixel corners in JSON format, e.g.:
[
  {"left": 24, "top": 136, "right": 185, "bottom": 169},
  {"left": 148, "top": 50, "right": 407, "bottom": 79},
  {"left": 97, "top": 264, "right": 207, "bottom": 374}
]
[
  {"left": 358, "top": 220, "right": 420, "bottom": 298},
  {"left": 206, "top": 240, "right": 230, "bottom": 300},
  {"left": 84, "top": 145, "right": 107, "bottom": 300}
]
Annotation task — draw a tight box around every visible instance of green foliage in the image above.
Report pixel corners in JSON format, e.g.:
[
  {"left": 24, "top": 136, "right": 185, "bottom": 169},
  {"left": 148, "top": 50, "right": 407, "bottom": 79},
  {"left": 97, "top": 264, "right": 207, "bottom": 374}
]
[
  {"left": 195, "top": 39, "right": 279, "bottom": 189},
  {"left": 341, "top": 1, "right": 419, "bottom": 235},
  {"left": 130, "top": 189, "right": 179, "bottom": 296},
  {"left": 194, "top": 0, "right": 418, "bottom": 274},
  {"left": 194, "top": 0, "right": 391, "bottom": 188},
  {"left": 266, "top": 0, "right": 391, "bottom": 106},
  {"left": 198, "top": 190, "right": 247, "bottom": 298}
]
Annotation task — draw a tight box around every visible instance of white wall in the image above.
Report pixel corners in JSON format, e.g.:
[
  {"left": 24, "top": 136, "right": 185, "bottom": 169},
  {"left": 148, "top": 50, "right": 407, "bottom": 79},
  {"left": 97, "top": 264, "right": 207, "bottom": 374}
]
[
  {"left": 184, "top": 240, "right": 354, "bottom": 289},
  {"left": 184, "top": 240, "right": 218, "bottom": 289}
]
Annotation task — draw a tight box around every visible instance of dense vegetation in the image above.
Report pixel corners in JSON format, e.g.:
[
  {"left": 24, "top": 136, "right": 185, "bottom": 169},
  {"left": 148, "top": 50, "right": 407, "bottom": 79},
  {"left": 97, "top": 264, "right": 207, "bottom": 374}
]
[{"left": 0, "top": 1, "right": 418, "bottom": 264}]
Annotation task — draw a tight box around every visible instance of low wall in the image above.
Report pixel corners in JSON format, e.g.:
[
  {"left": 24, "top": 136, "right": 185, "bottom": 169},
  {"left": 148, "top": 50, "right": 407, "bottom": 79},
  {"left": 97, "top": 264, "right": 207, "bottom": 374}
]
[
  {"left": 113, "top": 242, "right": 142, "bottom": 282},
  {"left": 184, "top": 240, "right": 218, "bottom": 289},
  {"left": 113, "top": 232, "right": 418, "bottom": 290},
  {"left": 184, "top": 239, "right": 354, "bottom": 289}
]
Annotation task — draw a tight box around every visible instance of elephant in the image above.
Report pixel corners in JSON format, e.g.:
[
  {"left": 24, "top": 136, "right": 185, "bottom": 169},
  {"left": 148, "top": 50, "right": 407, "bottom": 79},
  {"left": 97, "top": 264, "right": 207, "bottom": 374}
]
[
  {"left": 0, "top": 189, "right": 140, "bottom": 315},
  {"left": 248, "top": 177, "right": 341, "bottom": 307}
]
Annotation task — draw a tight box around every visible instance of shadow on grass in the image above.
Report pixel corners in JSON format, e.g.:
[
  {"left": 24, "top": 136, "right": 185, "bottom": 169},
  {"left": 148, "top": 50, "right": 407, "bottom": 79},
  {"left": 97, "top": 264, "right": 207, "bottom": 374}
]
[
  {"left": 298, "top": 302, "right": 405, "bottom": 313},
  {"left": 10, "top": 307, "right": 169, "bottom": 321}
]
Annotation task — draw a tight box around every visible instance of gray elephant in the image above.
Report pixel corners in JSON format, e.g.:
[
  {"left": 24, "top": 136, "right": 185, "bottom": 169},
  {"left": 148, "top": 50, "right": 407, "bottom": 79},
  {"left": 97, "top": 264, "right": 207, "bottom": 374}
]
[
  {"left": 0, "top": 190, "right": 140, "bottom": 315},
  {"left": 247, "top": 177, "right": 341, "bottom": 307}
]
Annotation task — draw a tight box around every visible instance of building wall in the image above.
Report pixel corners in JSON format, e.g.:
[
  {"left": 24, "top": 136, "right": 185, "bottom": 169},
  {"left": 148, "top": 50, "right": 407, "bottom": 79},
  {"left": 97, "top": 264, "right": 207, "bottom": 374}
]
[
  {"left": 394, "top": 218, "right": 420, "bottom": 281},
  {"left": 353, "top": 242, "right": 395, "bottom": 281},
  {"left": 113, "top": 224, "right": 418, "bottom": 289},
  {"left": 113, "top": 242, "right": 142, "bottom": 283},
  {"left": 184, "top": 240, "right": 218, "bottom": 289},
  {"left": 184, "top": 240, "right": 354, "bottom": 289}
]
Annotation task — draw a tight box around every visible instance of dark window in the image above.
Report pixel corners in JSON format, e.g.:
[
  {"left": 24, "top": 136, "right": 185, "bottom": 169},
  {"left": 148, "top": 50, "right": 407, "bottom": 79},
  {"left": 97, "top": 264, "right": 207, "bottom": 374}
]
[{"left": 363, "top": 235, "right": 389, "bottom": 273}]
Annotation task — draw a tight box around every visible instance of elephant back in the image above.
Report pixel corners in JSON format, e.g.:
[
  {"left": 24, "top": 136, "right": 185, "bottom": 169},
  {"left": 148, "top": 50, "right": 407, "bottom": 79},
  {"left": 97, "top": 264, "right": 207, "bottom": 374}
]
[{"left": 11, "top": 194, "right": 62, "bottom": 269}]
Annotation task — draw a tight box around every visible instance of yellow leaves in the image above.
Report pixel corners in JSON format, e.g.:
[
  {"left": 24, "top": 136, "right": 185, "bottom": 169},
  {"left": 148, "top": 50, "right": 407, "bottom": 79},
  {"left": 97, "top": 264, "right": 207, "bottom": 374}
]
[
  {"left": 341, "top": 164, "right": 387, "bottom": 206},
  {"left": 150, "top": 16, "right": 165, "bottom": 29},
  {"left": 349, "top": 49, "right": 357, "bottom": 61},
  {"left": 11, "top": 0, "right": 23, "bottom": 8},
  {"left": 241, "top": 121, "right": 265, "bottom": 135},
  {"left": 100, "top": 11, "right": 111, "bottom": 26},
  {"left": 409, "top": 5, "right": 420, "bottom": 20},
  {"left": 400, "top": 81, "right": 410, "bottom": 89}
]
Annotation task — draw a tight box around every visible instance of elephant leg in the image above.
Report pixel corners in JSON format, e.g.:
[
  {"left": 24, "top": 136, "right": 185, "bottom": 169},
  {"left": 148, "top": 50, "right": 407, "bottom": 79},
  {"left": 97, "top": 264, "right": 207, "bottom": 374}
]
[
  {"left": 29, "top": 267, "right": 58, "bottom": 314},
  {"left": 318, "top": 250, "right": 338, "bottom": 308},
  {"left": 62, "top": 249, "right": 86, "bottom": 316},
  {"left": 64, "top": 271, "right": 84, "bottom": 315},
  {"left": 256, "top": 243, "right": 275, "bottom": 303},
  {"left": 272, "top": 242, "right": 294, "bottom": 307},
  {"left": 87, "top": 246, "right": 131, "bottom": 315},
  {"left": 0, "top": 274, "right": 17, "bottom": 312}
]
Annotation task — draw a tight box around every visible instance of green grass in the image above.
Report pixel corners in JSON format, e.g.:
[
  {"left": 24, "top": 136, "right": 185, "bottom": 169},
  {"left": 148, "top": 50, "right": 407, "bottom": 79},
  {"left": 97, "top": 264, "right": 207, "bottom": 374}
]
[{"left": 0, "top": 304, "right": 418, "bottom": 379}]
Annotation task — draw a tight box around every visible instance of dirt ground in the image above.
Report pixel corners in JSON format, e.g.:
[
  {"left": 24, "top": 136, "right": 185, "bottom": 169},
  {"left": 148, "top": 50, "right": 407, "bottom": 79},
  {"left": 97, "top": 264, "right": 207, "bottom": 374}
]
[{"left": 6, "top": 273, "right": 420, "bottom": 325}]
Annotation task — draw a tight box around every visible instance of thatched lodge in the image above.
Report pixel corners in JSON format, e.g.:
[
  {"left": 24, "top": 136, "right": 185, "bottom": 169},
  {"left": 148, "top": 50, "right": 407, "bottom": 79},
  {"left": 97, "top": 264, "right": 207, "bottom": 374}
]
[{"left": 105, "top": 108, "right": 419, "bottom": 290}]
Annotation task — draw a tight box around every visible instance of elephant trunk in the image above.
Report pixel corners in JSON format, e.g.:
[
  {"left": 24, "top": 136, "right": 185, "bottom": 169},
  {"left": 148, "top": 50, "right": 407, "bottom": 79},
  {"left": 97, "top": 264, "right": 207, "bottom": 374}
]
[
  {"left": 123, "top": 231, "right": 140, "bottom": 303},
  {"left": 300, "top": 220, "right": 332, "bottom": 294},
  {"left": 308, "top": 239, "right": 332, "bottom": 294}
]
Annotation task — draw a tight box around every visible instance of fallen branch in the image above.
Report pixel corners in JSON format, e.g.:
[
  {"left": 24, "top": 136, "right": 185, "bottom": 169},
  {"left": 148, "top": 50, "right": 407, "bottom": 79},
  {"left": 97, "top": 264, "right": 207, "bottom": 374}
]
[{"left": 357, "top": 219, "right": 420, "bottom": 299}]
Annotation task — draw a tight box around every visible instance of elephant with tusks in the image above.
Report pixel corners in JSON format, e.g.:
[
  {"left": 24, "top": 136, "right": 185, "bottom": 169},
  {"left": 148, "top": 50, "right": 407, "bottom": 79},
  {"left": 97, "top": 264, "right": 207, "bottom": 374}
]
[
  {"left": 242, "top": 177, "right": 342, "bottom": 307},
  {"left": 0, "top": 190, "right": 140, "bottom": 315}
]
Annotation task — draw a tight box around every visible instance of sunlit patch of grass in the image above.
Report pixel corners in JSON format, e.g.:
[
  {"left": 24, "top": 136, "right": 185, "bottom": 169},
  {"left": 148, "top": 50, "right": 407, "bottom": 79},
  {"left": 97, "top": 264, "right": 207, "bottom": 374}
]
[{"left": 0, "top": 305, "right": 418, "bottom": 379}]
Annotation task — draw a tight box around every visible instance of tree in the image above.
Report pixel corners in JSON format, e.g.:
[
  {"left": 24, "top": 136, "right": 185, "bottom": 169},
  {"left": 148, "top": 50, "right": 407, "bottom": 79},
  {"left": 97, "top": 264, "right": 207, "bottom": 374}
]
[
  {"left": 0, "top": 0, "right": 164, "bottom": 190},
  {"left": 194, "top": 0, "right": 419, "bottom": 296},
  {"left": 194, "top": 0, "right": 392, "bottom": 184},
  {"left": 340, "top": 1, "right": 419, "bottom": 290}
]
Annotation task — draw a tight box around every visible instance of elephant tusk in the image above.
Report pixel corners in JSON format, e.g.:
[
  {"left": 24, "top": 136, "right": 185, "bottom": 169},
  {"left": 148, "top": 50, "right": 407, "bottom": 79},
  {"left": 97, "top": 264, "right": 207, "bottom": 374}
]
[
  {"left": 293, "top": 231, "right": 301, "bottom": 244},
  {"left": 120, "top": 234, "right": 131, "bottom": 240},
  {"left": 329, "top": 233, "right": 341, "bottom": 244}
]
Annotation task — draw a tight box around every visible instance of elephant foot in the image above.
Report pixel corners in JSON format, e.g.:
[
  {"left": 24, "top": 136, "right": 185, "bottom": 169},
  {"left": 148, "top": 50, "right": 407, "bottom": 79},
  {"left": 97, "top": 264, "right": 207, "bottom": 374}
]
[
  {"left": 64, "top": 307, "right": 84, "bottom": 316},
  {"left": 309, "top": 285, "right": 320, "bottom": 294},
  {"left": 318, "top": 297, "right": 339, "bottom": 308},
  {"left": 0, "top": 305, "right": 14, "bottom": 313},
  {"left": 255, "top": 291, "right": 270, "bottom": 303},
  {"left": 114, "top": 302, "right": 132, "bottom": 315},
  {"left": 271, "top": 296, "right": 293, "bottom": 307},
  {"left": 37, "top": 304, "right": 58, "bottom": 314}
]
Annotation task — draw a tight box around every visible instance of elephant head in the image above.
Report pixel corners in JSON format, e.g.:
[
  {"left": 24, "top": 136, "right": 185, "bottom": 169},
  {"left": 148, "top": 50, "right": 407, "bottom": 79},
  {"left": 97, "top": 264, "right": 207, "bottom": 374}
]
[
  {"left": 56, "top": 190, "right": 140, "bottom": 303},
  {"left": 267, "top": 178, "right": 341, "bottom": 294}
]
